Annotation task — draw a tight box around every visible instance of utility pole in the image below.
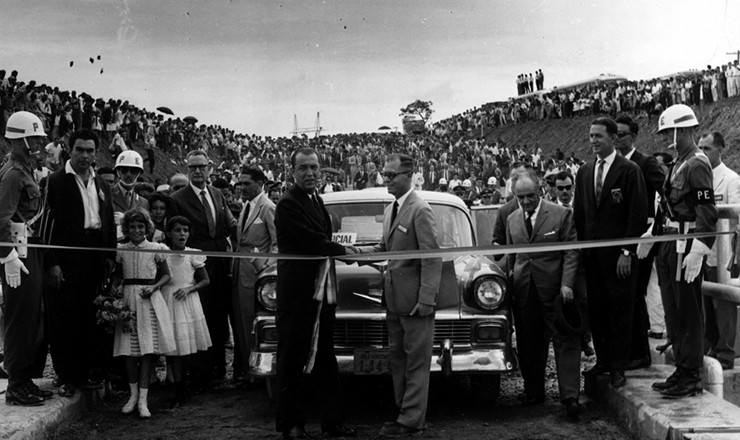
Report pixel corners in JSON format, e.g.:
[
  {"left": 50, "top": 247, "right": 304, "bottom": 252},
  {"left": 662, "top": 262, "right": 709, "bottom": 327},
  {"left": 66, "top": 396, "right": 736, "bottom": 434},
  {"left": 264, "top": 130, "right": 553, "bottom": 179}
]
[{"left": 727, "top": 50, "right": 740, "bottom": 64}]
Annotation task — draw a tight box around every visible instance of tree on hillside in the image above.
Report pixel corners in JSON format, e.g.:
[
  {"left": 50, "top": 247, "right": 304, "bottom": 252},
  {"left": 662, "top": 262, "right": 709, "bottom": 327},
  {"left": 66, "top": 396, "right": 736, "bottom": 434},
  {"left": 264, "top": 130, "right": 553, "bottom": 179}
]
[{"left": 400, "top": 100, "right": 434, "bottom": 124}]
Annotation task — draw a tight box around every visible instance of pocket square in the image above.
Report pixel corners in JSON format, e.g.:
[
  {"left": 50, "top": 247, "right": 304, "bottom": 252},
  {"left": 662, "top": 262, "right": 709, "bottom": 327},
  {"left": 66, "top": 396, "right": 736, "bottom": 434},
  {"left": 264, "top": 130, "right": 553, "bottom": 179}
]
[
  {"left": 254, "top": 218, "right": 264, "bottom": 224},
  {"left": 544, "top": 231, "right": 556, "bottom": 236}
]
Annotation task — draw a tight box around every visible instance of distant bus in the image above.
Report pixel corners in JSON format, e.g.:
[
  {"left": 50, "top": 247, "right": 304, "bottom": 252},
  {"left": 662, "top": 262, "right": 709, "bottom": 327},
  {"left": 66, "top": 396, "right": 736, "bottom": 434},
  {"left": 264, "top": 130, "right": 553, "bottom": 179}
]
[{"left": 402, "top": 114, "right": 426, "bottom": 135}]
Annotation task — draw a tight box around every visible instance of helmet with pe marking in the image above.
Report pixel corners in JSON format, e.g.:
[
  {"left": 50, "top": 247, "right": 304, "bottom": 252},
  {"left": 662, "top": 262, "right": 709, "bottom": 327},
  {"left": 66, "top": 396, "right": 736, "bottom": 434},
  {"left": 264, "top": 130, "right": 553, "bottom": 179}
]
[
  {"left": 657, "top": 104, "right": 698, "bottom": 133},
  {"left": 5, "top": 111, "right": 46, "bottom": 139},
  {"left": 115, "top": 150, "right": 144, "bottom": 170}
]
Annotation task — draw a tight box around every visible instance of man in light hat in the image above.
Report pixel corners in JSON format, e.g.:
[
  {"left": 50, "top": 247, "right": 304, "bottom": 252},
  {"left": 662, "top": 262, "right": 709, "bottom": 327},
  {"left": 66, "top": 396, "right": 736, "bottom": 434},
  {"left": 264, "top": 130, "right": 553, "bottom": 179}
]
[
  {"left": 640, "top": 104, "right": 717, "bottom": 398},
  {"left": 0, "top": 111, "right": 52, "bottom": 406}
]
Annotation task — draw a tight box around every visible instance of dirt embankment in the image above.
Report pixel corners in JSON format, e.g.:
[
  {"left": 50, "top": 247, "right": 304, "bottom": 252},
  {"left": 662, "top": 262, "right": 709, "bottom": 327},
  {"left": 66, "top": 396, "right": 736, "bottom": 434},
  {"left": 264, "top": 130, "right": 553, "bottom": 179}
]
[{"left": 483, "top": 96, "right": 740, "bottom": 171}]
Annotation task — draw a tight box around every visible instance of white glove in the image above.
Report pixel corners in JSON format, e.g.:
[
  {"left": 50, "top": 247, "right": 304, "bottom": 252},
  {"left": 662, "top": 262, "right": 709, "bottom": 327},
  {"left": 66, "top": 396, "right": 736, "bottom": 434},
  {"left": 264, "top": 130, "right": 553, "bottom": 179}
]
[
  {"left": 636, "top": 229, "right": 654, "bottom": 259},
  {"left": 682, "top": 252, "right": 703, "bottom": 283},
  {"left": 3, "top": 251, "right": 29, "bottom": 288},
  {"left": 683, "top": 239, "right": 711, "bottom": 283}
]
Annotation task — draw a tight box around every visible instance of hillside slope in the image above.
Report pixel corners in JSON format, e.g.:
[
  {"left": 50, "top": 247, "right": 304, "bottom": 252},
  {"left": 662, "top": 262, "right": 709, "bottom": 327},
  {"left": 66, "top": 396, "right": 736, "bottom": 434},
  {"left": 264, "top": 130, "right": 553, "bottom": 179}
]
[{"left": 483, "top": 96, "right": 740, "bottom": 171}]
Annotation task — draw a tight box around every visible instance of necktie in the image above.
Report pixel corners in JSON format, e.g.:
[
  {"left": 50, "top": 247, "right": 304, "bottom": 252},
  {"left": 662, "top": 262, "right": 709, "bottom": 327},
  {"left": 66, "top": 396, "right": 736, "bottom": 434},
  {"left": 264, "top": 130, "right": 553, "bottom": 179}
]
[
  {"left": 595, "top": 159, "right": 605, "bottom": 202},
  {"left": 390, "top": 201, "right": 399, "bottom": 225},
  {"left": 200, "top": 190, "right": 216, "bottom": 237},
  {"left": 126, "top": 191, "right": 134, "bottom": 209},
  {"left": 525, "top": 212, "right": 533, "bottom": 237},
  {"left": 241, "top": 203, "right": 251, "bottom": 233}
]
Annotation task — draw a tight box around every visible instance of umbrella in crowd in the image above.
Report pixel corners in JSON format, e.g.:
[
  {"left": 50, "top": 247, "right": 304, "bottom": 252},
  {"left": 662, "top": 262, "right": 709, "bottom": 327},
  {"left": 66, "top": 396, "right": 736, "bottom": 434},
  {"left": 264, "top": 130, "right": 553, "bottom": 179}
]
[
  {"left": 321, "top": 167, "right": 340, "bottom": 175},
  {"left": 378, "top": 125, "right": 392, "bottom": 130},
  {"left": 157, "top": 106, "right": 174, "bottom": 115},
  {"left": 183, "top": 116, "right": 198, "bottom": 125}
]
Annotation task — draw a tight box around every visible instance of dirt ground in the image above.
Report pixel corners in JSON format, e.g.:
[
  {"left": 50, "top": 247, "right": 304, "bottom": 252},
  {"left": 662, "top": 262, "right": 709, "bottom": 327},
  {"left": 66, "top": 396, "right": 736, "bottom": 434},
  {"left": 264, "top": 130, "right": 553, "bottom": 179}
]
[{"left": 52, "top": 349, "right": 634, "bottom": 440}]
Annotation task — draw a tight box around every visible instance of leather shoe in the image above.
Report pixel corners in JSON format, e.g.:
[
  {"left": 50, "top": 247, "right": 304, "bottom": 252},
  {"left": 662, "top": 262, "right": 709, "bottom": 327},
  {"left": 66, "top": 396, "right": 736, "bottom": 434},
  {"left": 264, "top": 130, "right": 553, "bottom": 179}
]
[
  {"left": 283, "top": 426, "right": 315, "bottom": 440},
  {"left": 625, "top": 356, "right": 651, "bottom": 370},
  {"left": 610, "top": 370, "right": 626, "bottom": 388},
  {"left": 5, "top": 384, "right": 44, "bottom": 406},
  {"left": 652, "top": 368, "right": 682, "bottom": 391},
  {"left": 582, "top": 364, "right": 608, "bottom": 377},
  {"left": 321, "top": 424, "right": 357, "bottom": 438},
  {"left": 378, "top": 421, "right": 423, "bottom": 437},
  {"left": 26, "top": 382, "right": 54, "bottom": 400},
  {"left": 563, "top": 397, "right": 580, "bottom": 417},
  {"left": 660, "top": 378, "right": 702, "bottom": 399}
]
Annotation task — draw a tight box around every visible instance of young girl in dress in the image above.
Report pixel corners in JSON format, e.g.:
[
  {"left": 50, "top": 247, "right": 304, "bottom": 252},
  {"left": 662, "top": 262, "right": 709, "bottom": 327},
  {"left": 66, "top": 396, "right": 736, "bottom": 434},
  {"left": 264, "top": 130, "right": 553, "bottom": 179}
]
[
  {"left": 113, "top": 208, "right": 175, "bottom": 418},
  {"left": 161, "top": 216, "right": 212, "bottom": 408}
]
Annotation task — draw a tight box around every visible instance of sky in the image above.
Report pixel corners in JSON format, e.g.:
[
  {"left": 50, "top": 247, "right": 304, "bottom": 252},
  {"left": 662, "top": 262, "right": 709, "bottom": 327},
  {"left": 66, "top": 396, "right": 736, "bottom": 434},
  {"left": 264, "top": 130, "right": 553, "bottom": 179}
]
[{"left": 1, "top": 0, "right": 739, "bottom": 137}]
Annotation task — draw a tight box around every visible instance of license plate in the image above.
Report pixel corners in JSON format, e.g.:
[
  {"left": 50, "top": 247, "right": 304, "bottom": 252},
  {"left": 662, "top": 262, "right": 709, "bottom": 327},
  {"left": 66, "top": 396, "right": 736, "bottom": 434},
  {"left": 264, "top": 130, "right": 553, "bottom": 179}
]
[{"left": 353, "top": 350, "right": 390, "bottom": 375}]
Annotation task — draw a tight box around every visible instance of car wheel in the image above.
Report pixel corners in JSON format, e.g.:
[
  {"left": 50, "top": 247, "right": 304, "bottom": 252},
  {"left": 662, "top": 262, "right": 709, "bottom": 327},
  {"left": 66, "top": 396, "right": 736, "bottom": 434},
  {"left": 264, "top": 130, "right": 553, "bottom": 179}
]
[
  {"left": 266, "top": 377, "right": 277, "bottom": 402},
  {"left": 470, "top": 374, "right": 501, "bottom": 403}
]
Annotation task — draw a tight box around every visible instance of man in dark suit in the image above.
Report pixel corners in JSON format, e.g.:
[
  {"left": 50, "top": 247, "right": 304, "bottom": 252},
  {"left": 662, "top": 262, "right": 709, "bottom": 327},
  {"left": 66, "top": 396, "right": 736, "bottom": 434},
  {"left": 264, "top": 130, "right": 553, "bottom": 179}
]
[
  {"left": 574, "top": 117, "right": 648, "bottom": 387},
  {"left": 274, "top": 147, "right": 356, "bottom": 440},
  {"left": 615, "top": 114, "right": 666, "bottom": 370},
  {"left": 43, "top": 129, "right": 116, "bottom": 396},
  {"left": 169, "top": 150, "right": 236, "bottom": 382},
  {"left": 506, "top": 170, "right": 581, "bottom": 416},
  {"left": 357, "top": 153, "right": 442, "bottom": 437},
  {"left": 232, "top": 165, "right": 277, "bottom": 383}
]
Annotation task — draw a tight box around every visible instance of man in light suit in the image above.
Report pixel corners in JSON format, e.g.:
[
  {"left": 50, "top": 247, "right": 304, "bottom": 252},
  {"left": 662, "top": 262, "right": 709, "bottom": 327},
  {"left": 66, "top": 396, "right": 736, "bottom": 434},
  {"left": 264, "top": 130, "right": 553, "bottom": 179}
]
[
  {"left": 169, "top": 150, "right": 237, "bottom": 383},
  {"left": 232, "top": 165, "right": 277, "bottom": 382},
  {"left": 357, "top": 153, "right": 442, "bottom": 437},
  {"left": 507, "top": 170, "right": 581, "bottom": 416},
  {"left": 574, "top": 117, "right": 648, "bottom": 388},
  {"left": 698, "top": 132, "right": 740, "bottom": 369},
  {"left": 43, "top": 129, "right": 117, "bottom": 397}
]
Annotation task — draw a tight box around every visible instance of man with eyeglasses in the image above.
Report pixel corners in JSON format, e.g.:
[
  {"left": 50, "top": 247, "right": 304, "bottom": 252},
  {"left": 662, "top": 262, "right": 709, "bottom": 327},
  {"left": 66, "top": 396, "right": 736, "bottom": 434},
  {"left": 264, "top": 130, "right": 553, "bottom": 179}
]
[
  {"left": 169, "top": 150, "right": 237, "bottom": 386},
  {"left": 615, "top": 114, "right": 666, "bottom": 371},
  {"left": 356, "top": 153, "right": 441, "bottom": 437},
  {"left": 574, "top": 117, "right": 648, "bottom": 389},
  {"left": 553, "top": 171, "right": 574, "bottom": 208}
]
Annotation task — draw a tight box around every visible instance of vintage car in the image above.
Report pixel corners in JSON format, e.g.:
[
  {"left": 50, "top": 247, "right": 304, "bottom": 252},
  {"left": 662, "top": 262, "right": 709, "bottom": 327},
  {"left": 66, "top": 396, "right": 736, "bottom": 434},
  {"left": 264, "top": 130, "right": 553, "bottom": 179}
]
[{"left": 248, "top": 188, "right": 517, "bottom": 400}]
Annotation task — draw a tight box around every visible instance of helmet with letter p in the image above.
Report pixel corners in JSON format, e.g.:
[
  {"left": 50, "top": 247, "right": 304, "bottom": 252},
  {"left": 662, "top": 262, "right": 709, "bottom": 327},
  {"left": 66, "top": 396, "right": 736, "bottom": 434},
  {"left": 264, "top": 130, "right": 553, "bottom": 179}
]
[
  {"left": 115, "top": 150, "right": 144, "bottom": 188},
  {"left": 5, "top": 111, "right": 46, "bottom": 139},
  {"left": 657, "top": 104, "right": 698, "bottom": 149}
]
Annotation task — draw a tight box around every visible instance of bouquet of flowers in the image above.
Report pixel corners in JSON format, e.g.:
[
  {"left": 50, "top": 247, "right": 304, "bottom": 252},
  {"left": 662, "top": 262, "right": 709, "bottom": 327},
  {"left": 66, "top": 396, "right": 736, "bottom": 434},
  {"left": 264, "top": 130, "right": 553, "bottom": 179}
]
[{"left": 94, "top": 284, "right": 134, "bottom": 334}]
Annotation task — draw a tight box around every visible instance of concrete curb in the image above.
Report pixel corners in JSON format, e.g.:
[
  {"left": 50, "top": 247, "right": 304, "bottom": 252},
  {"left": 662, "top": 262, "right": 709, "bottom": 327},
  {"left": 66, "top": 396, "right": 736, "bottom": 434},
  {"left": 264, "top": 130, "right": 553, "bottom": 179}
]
[
  {"left": 587, "top": 366, "right": 740, "bottom": 440},
  {"left": 0, "top": 379, "right": 88, "bottom": 440}
]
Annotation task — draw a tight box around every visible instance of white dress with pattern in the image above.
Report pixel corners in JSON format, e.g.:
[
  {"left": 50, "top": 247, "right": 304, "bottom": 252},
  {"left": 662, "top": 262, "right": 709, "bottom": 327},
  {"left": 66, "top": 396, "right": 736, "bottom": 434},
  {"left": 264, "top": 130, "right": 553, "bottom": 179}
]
[
  {"left": 161, "top": 249, "right": 212, "bottom": 356},
  {"left": 113, "top": 241, "right": 176, "bottom": 357}
]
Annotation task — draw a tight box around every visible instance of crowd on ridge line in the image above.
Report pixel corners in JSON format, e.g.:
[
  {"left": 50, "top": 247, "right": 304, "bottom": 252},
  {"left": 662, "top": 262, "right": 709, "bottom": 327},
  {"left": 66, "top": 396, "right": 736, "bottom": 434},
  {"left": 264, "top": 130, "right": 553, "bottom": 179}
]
[
  {"left": 1, "top": 103, "right": 740, "bottom": 438},
  {"left": 516, "top": 69, "right": 545, "bottom": 95}
]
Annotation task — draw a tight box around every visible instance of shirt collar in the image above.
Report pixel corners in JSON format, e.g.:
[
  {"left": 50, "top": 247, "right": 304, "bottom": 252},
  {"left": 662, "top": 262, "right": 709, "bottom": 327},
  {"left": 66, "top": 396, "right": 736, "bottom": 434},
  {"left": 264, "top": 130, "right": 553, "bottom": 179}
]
[
  {"left": 191, "top": 183, "right": 207, "bottom": 195},
  {"left": 623, "top": 147, "right": 636, "bottom": 160},
  {"left": 64, "top": 160, "right": 96, "bottom": 178},
  {"left": 597, "top": 149, "right": 617, "bottom": 165},
  {"left": 396, "top": 187, "right": 414, "bottom": 209}
]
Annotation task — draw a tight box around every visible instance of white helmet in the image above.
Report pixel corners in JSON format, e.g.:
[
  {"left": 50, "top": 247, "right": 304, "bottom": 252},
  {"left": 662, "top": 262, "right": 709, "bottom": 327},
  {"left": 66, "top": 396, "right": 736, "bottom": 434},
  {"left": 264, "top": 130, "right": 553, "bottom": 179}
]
[
  {"left": 657, "top": 104, "right": 698, "bottom": 133},
  {"left": 438, "top": 178, "right": 448, "bottom": 185},
  {"left": 487, "top": 176, "right": 497, "bottom": 186},
  {"left": 115, "top": 150, "right": 144, "bottom": 170},
  {"left": 5, "top": 111, "right": 46, "bottom": 139},
  {"left": 462, "top": 179, "right": 472, "bottom": 188}
]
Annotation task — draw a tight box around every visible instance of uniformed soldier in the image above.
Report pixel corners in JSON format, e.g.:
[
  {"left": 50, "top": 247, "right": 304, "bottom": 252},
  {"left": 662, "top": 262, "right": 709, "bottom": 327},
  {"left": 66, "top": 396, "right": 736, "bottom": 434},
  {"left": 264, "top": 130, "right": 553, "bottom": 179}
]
[
  {"left": 0, "top": 111, "right": 54, "bottom": 406},
  {"left": 639, "top": 104, "right": 718, "bottom": 398}
]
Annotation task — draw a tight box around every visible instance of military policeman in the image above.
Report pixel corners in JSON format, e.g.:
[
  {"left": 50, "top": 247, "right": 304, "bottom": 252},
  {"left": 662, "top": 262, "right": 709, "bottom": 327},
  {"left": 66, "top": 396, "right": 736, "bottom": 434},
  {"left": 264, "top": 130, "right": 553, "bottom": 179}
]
[
  {"left": 0, "top": 111, "right": 54, "bottom": 405},
  {"left": 640, "top": 104, "right": 718, "bottom": 398}
]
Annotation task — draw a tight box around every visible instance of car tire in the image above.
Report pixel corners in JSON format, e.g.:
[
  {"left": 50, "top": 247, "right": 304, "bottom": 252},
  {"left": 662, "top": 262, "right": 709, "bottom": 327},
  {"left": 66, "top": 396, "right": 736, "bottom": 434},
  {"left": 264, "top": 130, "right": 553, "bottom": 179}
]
[{"left": 470, "top": 374, "right": 501, "bottom": 403}]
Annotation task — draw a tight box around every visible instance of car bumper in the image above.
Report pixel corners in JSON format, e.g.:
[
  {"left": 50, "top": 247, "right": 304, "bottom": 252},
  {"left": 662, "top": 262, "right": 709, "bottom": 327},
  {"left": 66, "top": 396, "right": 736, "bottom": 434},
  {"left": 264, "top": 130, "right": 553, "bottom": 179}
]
[{"left": 249, "top": 346, "right": 517, "bottom": 376}]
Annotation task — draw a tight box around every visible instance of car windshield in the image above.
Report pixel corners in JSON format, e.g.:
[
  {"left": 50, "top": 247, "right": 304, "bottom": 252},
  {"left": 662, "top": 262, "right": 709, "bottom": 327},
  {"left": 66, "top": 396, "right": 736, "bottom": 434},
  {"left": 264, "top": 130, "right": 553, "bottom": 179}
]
[{"left": 325, "top": 202, "right": 474, "bottom": 248}]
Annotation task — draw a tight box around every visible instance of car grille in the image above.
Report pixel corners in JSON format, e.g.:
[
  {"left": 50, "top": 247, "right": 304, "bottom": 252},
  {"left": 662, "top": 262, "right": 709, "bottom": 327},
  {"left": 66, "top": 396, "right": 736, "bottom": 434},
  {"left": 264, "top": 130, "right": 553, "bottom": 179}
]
[{"left": 333, "top": 320, "right": 472, "bottom": 348}]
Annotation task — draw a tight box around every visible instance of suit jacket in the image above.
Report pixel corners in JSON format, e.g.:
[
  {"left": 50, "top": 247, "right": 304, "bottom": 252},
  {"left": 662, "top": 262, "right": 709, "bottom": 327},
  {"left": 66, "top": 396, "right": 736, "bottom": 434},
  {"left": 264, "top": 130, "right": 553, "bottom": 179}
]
[
  {"left": 168, "top": 184, "right": 236, "bottom": 252},
  {"left": 233, "top": 192, "right": 278, "bottom": 286},
  {"left": 359, "top": 191, "right": 442, "bottom": 315},
  {"left": 573, "top": 153, "right": 648, "bottom": 255},
  {"left": 492, "top": 197, "right": 519, "bottom": 245},
  {"left": 110, "top": 182, "right": 149, "bottom": 214},
  {"left": 275, "top": 186, "right": 347, "bottom": 313},
  {"left": 506, "top": 200, "right": 579, "bottom": 309},
  {"left": 628, "top": 149, "right": 665, "bottom": 218},
  {"left": 43, "top": 168, "right": 116, "bottom": 269}
]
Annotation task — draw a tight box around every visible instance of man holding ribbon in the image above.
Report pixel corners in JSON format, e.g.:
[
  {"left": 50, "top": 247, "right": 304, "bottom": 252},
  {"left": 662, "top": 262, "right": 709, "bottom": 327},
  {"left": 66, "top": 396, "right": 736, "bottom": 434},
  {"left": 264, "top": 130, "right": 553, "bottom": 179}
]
[
  {"left": 274, "top": 147, "right": 356, "bottom": 440},
  {"left": 356, "top": 153, "right": 442, "bottom": 437}
]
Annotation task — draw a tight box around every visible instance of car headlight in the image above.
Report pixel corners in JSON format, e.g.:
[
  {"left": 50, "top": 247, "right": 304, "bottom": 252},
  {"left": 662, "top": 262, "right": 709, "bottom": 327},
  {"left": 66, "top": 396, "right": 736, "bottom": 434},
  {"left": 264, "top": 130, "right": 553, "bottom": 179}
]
[
  {"left": 257, "top": 278, "right": 278, "bottom": 312},
  {"left": 472, "top": 277, "right": 505, "bottom": 311}
]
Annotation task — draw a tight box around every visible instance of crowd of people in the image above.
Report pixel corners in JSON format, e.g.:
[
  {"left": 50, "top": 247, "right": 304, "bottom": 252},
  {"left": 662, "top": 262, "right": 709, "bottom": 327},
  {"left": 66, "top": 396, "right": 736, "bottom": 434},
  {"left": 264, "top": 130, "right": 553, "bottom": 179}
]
[{"left": 1, "top": 58, "right": 740, "bottom": 438}]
